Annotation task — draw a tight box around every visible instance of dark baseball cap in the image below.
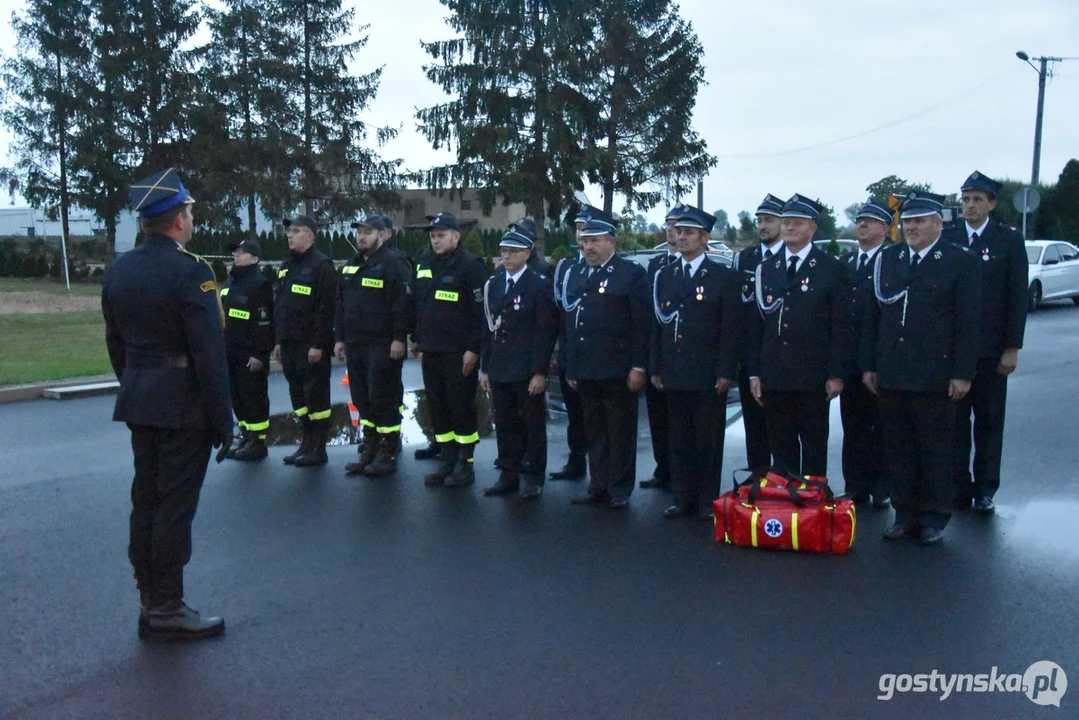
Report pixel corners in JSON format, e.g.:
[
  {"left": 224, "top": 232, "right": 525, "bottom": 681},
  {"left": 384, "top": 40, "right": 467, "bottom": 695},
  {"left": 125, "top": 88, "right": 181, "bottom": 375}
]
[
  {"left": 425, "top": 212, "right": 459, "bottom": 232},
  {"left": 228, "top": 239, "right": 262, "bottom": 257},
  {"left": 283, "top": 215, "right": 317, "bottom": 232},
  {"left": 350, "top": 215, "right": 390, "bottom": 231}
]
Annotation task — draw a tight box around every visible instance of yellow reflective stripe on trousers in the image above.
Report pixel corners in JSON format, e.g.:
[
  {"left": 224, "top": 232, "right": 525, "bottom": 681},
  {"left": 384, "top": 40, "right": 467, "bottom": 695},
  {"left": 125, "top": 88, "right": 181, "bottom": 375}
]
[
  {"left": 291, "top": 284, "right": 312, "bottom": 295},
  {"left": 376, "top": 425, "right": 401, "bottom": 434},
  {"left": 228, "top": 308, "right": 251, "bottom": 320},
  {"left": 309, "top": 409, "right": 332, "bottom": 421},
  {"left": 246, "top": 420, "right": 269, "bottom": 432},
  {"left": 294, "top": 407, "right": 309, "bottom": 417},
  {"left": 416, "top": 268, "right": 433, "bottom": 279},
  {"left": 361, "top": 278, "right": 384, "bottom": 288},
  {"left": 751, "top": 507, "right": 761, "bottom": 547},
  {"left": 398, "top": 405, "right": 405, "bottom": 415},
  {"left": 237, "top": 421, "right": 248, "bottom": 430},
  {"left": 455, "top": 432, "right": 479, "bottom": 445},
  {"left": 435, "top": 431, "right": 455, "bottom": 443},
  {"left": 791, "top": 512, "right": 799, "bottom": 551},
  {"left": 360, "top": 419, "right": 376, "bottom": 428}
]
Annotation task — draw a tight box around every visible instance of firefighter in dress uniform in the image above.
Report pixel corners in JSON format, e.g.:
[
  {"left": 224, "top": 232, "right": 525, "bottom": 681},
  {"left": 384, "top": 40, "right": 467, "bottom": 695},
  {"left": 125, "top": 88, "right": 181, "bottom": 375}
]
[
  {"left": 479, "top": 228, "right": 559, "bottom": 499},
  {"left": 650, "top": 207, "right": 740, "bottom": 520},
  {"left": 334, "top": 215, "right": 413, "bottom": 477},
  {"left": 862, "top": 192, "right": 981, "bottom": 544},
  {"left": 220, "top": 239, "right": 274, "bottom": 461},
  {"left": 101, "top": 168, "right": 229, "bottom": 641}
]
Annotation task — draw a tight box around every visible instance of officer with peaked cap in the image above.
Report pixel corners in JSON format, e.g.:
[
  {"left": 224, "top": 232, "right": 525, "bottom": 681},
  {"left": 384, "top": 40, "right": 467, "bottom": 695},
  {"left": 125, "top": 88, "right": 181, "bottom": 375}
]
[
  {"left": 334, "top": 215, "right": 413, "bottom": 477},
  {"left": 480, "top": 228, "right": 560, "bottom": 499},
  {"left": 411, "top": 212, "right": 490, "bottom": 487},
  {"left": 509, "top": 216, "right": 553, "bottom": 276},
  {"left": 732, "top": 193, "right": 785, "bottom": 470},
  {"left": 650, "top": 206, "right": 740, "bottom": 519},
  {"left": 942, "top": 171, "right": 1028, "bottom": 514},
  {"left": 638, "top": 204, "right": 684, "bottom": 492},
  {"left": 221, "top": 239, "right": 275, "bottom": 461},
  {"left": 562, "top": 217, "right": 652, "bottom": 509},
  {"left": 548, "top": 205, "right": 609, "bottom": 481},
  {"left": 273, "top": 214, "right": 338, "bottom": 467},
  {"left": 747, "top": 194, "right": 853, "bottom": 478},
  {"left": 862, "top": 192, "right": 981, "bottom": 544},
  {"left": 838, "top": 201, "right": 894, "bottom": 507},
  {"left": 102, "top": 168, "right": 229, "bottom": 641}
]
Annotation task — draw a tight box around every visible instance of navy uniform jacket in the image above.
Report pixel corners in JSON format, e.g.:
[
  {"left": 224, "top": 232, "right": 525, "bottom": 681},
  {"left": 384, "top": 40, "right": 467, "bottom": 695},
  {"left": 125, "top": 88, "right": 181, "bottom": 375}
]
[
  {"left": 747, "top": 246, "right": 853, "bottom": 391},
  {"left": 861, "top": 240, "right": 981, "bottom": 392},
  {"left": 102, "top": 234, "right": 232, "bottom": 434},
  {"left": 334, "top": 243, "right": 413, "bottom": 345},
  {"left": 275, "top": 246, "right": 337, "bottom": 351},
  {"left": 221, "top": 263, "right": 275, "bottom": 364},
  {"left": 942, "top": 220, "right": 1027, "bottom": 358},
  {"left": 552, "top": 253, "right": 583, "bottom": 369},
  {"left": 647, "top": 251, "right": 680, "bottom": 283},
  {"left": 480, "top": 266, "right": 559, "bottom": 383},
  {"left": 413, "top": 246, "right": 488, "bottom": 354},
  {"left": 649, "top": 257, "right": 740, "bottom": 391},
  {"left": 562, "top": 253, "right": 651, "bottom": 382},
  {"left": 839, "top": 246, "right": 886, "bottom": 369},
  {"left": 733, "top": 243, "right": 779, "bottom": 363}
]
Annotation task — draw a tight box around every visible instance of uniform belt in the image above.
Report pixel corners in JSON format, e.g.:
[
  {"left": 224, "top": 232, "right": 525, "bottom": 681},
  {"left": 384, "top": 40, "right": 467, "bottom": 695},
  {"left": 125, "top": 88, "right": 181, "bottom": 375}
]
[{"left": 126, "top": 354, "right": 190, "bottom": 369}]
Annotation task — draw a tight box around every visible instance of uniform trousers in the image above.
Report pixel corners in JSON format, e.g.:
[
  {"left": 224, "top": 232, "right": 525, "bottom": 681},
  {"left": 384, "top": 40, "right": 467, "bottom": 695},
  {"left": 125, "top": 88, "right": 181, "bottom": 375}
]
[
  {"left": 577, "top": 379, "right": 639, "bottom": 502},
  {"left": 280, "top": 342, "right": 332, "bottom": 423},
  {"left": 644, "top": 382, "right": 671, "bottom": 484},
  {"left": 492, "top": 380, "right": 547, "bottom": 478},
  {"left": 738, "top": 366, "right": 771, "bottom": 469},
  {"left": 227, "top": 351, "right": 269, "bottom": 437},
  {"left": 559, "top": 370, "right": 588, "bottom": 457},
  {"left": 840, "top": 372, "right": 886, "bottom": 500},
  {"left": 954, "top": 357, "right": 1008, "bottom": 502},
  {"left": 422, "top": 351, "right": 479, "bottom": 446},
  {"left": 879, "top": 390, "right": 955, "bottom": 530},
  {"left": 128, "top": 425, "right": 213, "bottom": 598},
  {"left": 666, "top": 389, "right": 726, "bottom": 510},
  {"left": 762, "top": 390, "right": 829, "bottom": 477},
  {"left": 346, "top": 341, "right": 404, "bottom": 436}
]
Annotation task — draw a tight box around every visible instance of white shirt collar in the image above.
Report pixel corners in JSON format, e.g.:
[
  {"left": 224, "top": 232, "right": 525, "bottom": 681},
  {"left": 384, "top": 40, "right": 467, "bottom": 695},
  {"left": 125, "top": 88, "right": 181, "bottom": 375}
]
[
  {"left": 912, "top": 236, "right": 942, "bottom": 262},
  {"left": 682, "top": 253, "right": 706, "bottom": 276},
  {"left": 506, "top": 266, "right": 527, "bottom": 288},
  {"left": 966, "top": 219, "right": 989, "bottom": 241},
  {"left": 859, "top": 242, "right": 885, "bottom": 262},
  {"left": 784, "top": 243, "right": 812, "bottom": 264},
  {"left": 762, "top": 240, "right": 782, "bottom": 258}
]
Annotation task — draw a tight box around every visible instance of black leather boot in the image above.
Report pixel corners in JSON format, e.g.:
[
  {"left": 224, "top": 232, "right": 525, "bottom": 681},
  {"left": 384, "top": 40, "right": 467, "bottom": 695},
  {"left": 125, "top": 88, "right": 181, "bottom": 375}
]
[
  {"left": 424, "top": 444, "right": 458, "bottom": 485},
  {"left": 346, "top": 427, "right": 380, "bottom": 475},
  {"left": 444, "top": 443, "right": 476, "bottom": 487},
  {"left": 142, "top": 577, "right": 224, "bottom": 642},
  {"left": 225, "top": 430, "right": 249, "bottom": 459},
  {"left": 233, "top": 433, "right": 267, "bottom": 461},
  {"left": 294, "top": 422, "right": 329, "bottom": 467},
  {"left": 364, "top": 432, "right": 399, "bottom": 477},
  {"left": 283, "top": 418, "right": 312, "bottom": 465},
  {"left": 414, "top": 440, "right": 441, "bottom": 460}
]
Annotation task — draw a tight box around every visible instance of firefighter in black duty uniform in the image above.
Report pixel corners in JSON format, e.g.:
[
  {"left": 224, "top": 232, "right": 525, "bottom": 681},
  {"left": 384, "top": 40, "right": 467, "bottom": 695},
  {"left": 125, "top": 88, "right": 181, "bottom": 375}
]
[
  {"left": 411, "top": 212, "right": 489, "bottom": 487},
  {"left": 639, "top": 205, "right": 683, "bottom": 492},
  {"left": 862, "top": 192, "right": 981, "bottom": 544},
  {"left": 650, "top": 207, "right": 740, "bottom": 520},
  {"left": 838, "top": 201, "right": 892, "bottom": 507},
  {"left": 747, "top": 194, "right": 852, "bottom": 478},
  {"left": 102, "top": 168, "right": 228, "bottom": 641},
  {"left": 732, "top": 193, "right": 784, "bottom": 470},
  {"left": 220, "top": 239, "right": 274, "bottom": 462},
  {"left": 943, "top": 171, "right": 1028, "bottom": 514},
  {"left": 548, "top": 205, "right": 609, "bottom": 481},
  {"left": 480, "top": 228, "right": 559, "bottom": 499},
  {"left": 334, "top": 215, "right": 413, "bottom": 477},
  {"left": 563, "top": 217, "right": 652, "bottom": 509},
  {"left": 273, "top": 215, "right": 338, "bottom": 467}
]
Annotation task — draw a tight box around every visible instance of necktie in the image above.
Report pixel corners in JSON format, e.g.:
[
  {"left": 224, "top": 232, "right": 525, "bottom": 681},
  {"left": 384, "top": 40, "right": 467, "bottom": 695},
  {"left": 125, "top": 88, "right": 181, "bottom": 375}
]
[
  {"left": 970, "top": 232, "right": 979, "bottom": 248},
  {"left": 911, "top": 253, "right": 921, "bottom": 268},
  {"left": 859, "top": 252, "right": 869, "bottom": 270},
  {"left": 787, "top": 256, "right": 798, "bottom": 283},
  {"left": 765, "top": 248, "right": 774, "bottom": 259},
  {"left": 684, "top": 262, "right": 693, "bottom": 278},
  {"left": 507, "top": 277, "right": 516, "bottom": 295}
]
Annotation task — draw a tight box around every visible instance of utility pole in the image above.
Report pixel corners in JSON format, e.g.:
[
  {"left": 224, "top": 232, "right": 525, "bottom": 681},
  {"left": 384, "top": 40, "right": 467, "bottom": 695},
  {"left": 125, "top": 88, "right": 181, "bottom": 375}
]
[{"left": 1016, "top": 51, "right": 1073, "bottom": 186}]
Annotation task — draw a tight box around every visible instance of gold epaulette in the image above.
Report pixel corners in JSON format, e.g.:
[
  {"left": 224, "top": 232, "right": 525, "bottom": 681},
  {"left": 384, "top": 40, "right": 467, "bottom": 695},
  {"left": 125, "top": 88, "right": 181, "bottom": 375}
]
[{"left": 178, "top": 247, "right": 225, "bottom": 326}]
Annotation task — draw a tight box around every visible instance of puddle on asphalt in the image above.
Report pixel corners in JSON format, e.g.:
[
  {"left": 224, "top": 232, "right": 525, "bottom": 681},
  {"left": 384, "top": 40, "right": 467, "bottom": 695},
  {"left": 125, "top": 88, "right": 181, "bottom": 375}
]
[{"left": 263, "top": 379, "right": 743, "bottom": 447}]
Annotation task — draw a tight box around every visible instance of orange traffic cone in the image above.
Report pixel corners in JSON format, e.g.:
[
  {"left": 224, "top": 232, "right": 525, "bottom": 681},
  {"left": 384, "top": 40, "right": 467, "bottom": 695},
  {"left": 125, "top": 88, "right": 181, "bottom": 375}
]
[
  {"left": 339, "top": 371, "right": 349, "bottom": 386},
  {"left": 347, "top": 402, "right": 360, "bottom": 428}
]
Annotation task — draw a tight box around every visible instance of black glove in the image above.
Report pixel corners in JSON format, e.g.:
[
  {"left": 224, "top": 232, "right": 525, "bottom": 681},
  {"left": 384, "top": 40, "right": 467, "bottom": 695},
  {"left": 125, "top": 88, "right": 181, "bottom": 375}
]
[{"left": 214, "top": 430, "right": 234, "bottom": 463}]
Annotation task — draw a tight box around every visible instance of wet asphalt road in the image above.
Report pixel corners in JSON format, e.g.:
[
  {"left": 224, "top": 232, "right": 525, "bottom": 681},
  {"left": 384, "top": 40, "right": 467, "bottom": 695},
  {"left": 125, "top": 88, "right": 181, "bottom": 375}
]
[{"left": 3, "top": 303, "right": 1079, "bottom": 719}]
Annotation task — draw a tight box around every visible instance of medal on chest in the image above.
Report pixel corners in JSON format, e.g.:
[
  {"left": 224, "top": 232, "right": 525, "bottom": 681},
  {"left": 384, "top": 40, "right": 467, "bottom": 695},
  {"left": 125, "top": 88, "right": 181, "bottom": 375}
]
[
  {"left": 513, "top": 295, "right": 521, "bottom": 311},
  {"left": 696, "top": 286, "right": 704, "bottom": 301},
  {"left": 599, "top": 279, "right": 608, "bottom": 294},
  {"left": 982, "top": 247, "right": 990, "bottom": 262}
]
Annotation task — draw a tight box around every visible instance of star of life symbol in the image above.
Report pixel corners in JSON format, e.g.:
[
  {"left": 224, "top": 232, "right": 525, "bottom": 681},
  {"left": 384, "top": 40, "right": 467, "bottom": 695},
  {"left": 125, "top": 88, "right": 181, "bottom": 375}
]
[{"left": 764, "top": 518, "right": 783, "bottom": 538}]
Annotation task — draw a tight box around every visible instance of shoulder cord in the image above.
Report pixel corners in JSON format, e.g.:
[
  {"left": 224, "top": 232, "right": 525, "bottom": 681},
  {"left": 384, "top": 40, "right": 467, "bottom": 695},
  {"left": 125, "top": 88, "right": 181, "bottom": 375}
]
[
  {"left": 483, "top": 277, "right": 502, "bottom": 333},
  {"left": 872, "top": 252, "right": 909, "bottom": 326}
]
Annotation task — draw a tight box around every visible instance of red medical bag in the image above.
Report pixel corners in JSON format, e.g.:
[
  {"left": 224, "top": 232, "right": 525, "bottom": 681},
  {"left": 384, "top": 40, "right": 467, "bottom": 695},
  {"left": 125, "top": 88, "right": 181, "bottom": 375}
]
[{"left": 713, "top": 469, "right": 857, "bottom": 554}]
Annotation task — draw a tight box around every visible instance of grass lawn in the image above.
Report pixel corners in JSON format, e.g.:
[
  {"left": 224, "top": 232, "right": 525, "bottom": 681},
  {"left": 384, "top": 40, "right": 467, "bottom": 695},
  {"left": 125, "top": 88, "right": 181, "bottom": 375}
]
[
  {"left": 0, "top": 311, "right": 112, "bottom": 385},
  {"left": 0, "top": 278, "right": 103, "bottom": 296}
]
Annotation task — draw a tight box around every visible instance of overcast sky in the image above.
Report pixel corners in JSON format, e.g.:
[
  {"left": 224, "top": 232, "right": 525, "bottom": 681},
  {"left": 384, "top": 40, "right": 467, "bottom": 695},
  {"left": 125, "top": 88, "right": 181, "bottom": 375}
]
[{"left": 1, "top": 0, "right": 1077, "bottom": 226}]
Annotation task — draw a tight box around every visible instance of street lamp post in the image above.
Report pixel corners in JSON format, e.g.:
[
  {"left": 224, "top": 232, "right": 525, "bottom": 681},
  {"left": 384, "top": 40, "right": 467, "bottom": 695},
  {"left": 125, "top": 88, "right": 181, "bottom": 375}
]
[{"left": 1015, "top": 51, "right": 1073, "bottom": 186}]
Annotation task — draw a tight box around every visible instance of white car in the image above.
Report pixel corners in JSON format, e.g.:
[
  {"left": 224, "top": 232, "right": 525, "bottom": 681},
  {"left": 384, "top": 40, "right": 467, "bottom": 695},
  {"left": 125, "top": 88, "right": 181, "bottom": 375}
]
[{"left": 1027, "top": 240, "right": 1079, "bottom": 310}]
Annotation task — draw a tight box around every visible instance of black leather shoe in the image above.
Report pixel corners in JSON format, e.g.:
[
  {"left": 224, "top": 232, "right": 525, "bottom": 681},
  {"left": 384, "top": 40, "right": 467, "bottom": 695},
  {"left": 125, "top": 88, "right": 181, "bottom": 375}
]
[
  {"left": 639, "top": 476, "right": 670, "bottom": 490},
  {"left": 920, "top": 527, "right": 944, "bottom": 544},
  {"left": 698, "top": 506, "right": 714, "bottom": 521},
  {"left": 414, "top": 442, "right": 441, "bottom": 460},
  {"left": 974, "top": 496, "right": 995, "bottom": 514},
  {"left": 571, "top": 492, "right": 607, "bottom": 505},
  {"left": 484, "top": 473, "right": 519, "bottom": 496},
  {"left": 871, "top": 496, "right": 892, "bottom": 509},
  {"left": 848, "top": 493, "right": 870, "bottom": 506},
  {"left": 143, "top": 601, "right": 225, "bottom": 642},
  {"left": 609, "top": 498, "right": 629, "bottom": 510},
  {"left": 519, "top": 484, "right": 543, "bottom": 500},
  {"left": 663, "top": 504, "right": 688, "bottom": 518},
  {"left": 550, "top": 456, "right": 586, "bottom": 480},
  {"left": 883, "top": 523, "right": 909, "bottom": 540}
]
